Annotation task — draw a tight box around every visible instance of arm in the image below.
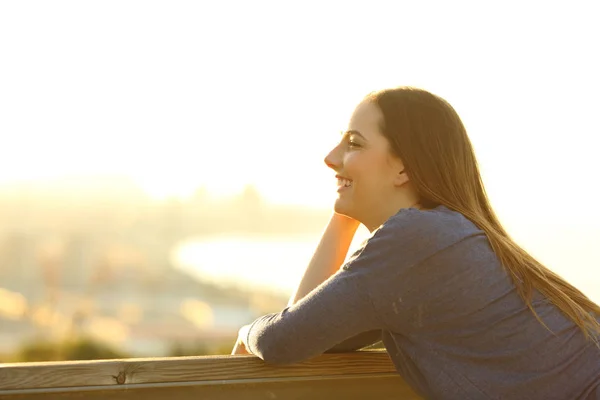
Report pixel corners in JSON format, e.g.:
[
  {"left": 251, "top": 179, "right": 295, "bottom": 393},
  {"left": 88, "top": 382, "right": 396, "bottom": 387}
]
[
  {"left": 287, "top": 212, "right": 360, "bottom": 306},
  {"left": 237, "top": 209, "right": 427, "bottom": 364},
  {"left": 324, "top": 329, "right": 383, "bottom": 353},
  {"left": 287, "top": 213, "right": 382, "bottom": 352},
  {"left": 233, "top": 311, "right": 382, "bottom": 356},
  {"left": 232, "top": 213, "right": 381, "bottom": 355},
  {"left": 236, "top": 207, "right": 439, "bottom": 362},
  {"left": 245, "top": 267, "right": 383, "bottom": 364}
]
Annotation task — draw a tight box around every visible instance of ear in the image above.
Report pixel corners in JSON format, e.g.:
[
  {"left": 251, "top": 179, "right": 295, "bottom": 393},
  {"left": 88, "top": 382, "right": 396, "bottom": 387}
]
[{"left": 393, "top": 168, "right": 410, "bottom": 187}]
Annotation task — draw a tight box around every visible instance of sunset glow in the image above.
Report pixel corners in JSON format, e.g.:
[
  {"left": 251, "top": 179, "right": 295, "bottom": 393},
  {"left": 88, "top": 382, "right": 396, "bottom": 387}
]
[{"left": 1, "top": 1, "right": 598, "bottom": 302}]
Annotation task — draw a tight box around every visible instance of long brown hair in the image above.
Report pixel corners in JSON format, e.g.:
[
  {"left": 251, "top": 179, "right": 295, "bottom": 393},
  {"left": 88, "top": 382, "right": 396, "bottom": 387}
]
[{"left": 368, "top": 86, "right": 600, "bottom": 340}]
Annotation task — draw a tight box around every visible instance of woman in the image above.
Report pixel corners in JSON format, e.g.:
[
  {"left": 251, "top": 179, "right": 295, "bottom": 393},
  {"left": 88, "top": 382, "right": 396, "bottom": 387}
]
[{"left": 231, "top": 87, "right": 600, "bottom": 399}]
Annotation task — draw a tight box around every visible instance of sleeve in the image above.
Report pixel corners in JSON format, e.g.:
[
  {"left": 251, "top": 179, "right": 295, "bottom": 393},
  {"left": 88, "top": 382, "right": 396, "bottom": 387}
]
[
  {"left": 245, "top": 266, "right": 383, "bottom": 365},
  {"left": 246, "top": 208, "right": 446, "bottom": 364},
  {"left": 340, "top": 208, "right": 485, "bottom": 335},
  {"left": 324, "top": 329, "right": 382, "bottom": 353}
]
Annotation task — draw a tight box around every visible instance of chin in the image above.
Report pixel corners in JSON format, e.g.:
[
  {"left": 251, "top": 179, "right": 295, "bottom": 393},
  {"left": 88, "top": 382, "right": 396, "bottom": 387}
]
[{"left": 333, "top": 199, "right": 357, "bottom": 219}]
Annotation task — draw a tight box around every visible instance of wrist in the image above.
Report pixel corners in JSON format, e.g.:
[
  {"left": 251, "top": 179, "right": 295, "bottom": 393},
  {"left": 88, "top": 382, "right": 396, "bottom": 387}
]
[
  {"left": 239, "top": 324, "right": 251, "bottom": 341},
  {"left": 331, "top": 212, "right": 360, "bottom": 231}
]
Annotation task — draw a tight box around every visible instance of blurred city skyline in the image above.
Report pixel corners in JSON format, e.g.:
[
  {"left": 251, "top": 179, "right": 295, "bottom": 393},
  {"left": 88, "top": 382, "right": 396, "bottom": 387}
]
[{"left": 0, "top": 177, "right": 324, "bottom": 360}]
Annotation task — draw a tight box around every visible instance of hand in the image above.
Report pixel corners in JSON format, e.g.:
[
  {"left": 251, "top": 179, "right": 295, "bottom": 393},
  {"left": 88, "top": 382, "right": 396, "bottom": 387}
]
[
  {"left": 231, "top": 325, "right": 252, "bottom": 355},
  {"left": 231, "top": 340, "right": 250, "bottom": 355}
]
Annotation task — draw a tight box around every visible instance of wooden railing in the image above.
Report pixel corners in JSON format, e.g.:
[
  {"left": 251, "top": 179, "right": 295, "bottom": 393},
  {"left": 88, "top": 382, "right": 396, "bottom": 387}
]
[{"left": 0, "top": 351, "right": 422, "bottom": 399}]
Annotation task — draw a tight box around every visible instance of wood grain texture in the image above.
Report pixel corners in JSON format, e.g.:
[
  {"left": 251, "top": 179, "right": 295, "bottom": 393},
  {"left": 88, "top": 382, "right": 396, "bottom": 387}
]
[
  {"left": 0, "top": 374, "right": 423, "bottom": 400},
  {"left": 0, "top": 351, "right": 408, "bottom": 393}
]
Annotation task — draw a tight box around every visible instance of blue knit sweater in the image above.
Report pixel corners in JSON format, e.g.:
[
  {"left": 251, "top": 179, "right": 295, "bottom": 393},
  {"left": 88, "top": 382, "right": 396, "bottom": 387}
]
[{"left": 246, "top": 205, "right": 600, "bottom": 399}]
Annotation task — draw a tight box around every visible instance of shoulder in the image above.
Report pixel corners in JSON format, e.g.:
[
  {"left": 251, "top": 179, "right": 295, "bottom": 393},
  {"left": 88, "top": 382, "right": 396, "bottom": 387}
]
[
  {"left": 385, "top": 205, "right": 480, "bottom": 242},
  {"left": 342, "top": 206, "right": 492, "bottom": 327},
  {"left": 344, "top": 205, "right": 483, "bottom": 272}
]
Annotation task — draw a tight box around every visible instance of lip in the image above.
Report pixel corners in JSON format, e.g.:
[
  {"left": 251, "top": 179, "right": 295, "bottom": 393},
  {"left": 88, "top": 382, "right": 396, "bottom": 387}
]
[
  {"left": 335, "top": 174, "right": 352, "bottom": 180},
  {"left": 336, "top": 174, "right": 353, "bottom": 193}
]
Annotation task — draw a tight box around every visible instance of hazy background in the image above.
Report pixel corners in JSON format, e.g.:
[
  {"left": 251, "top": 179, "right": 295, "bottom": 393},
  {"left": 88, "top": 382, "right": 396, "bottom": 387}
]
[{"left": 0, "top": 1, "right": 598, "bottom": 362}]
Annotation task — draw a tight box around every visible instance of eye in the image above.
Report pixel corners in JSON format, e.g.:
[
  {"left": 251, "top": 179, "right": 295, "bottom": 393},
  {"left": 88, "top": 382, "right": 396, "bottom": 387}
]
[
  {"left": 346, "top": 135, "right": 362, "bottom": 149},
  {"left": 348, "top": 138, "right": 361, "bottom": 148}
]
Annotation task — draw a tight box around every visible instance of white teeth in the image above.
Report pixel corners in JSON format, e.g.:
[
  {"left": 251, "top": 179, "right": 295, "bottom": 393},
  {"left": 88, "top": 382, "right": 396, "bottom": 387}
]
[{"left": 337, "top": 178, "right": 352, "bottom": 187}]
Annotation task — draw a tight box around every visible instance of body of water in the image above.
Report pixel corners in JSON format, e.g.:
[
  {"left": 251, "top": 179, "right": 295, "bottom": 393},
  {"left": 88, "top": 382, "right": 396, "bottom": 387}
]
[
  {"left": 173, "top": 226, "right": 600, "bottom": 303},
  {"left": 174, "top": 235, "right": 325, "bottom": 296}
]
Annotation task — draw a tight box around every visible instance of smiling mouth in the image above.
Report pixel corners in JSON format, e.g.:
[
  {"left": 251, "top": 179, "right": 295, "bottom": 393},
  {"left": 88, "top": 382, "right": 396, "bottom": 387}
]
[{"left": 336, "top": 176, "right": 353, "bottom": 190}]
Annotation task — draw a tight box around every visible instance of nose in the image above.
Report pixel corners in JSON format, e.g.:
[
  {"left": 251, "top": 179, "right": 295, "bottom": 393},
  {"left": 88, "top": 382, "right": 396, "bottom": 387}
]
[{"left": 324, "top": 143, "right": 342, "bottom": 171}]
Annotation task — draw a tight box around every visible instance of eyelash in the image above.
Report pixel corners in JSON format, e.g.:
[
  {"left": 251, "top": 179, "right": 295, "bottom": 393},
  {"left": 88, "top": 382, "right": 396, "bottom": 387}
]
[{"left": 348, "top": 140, "right": 361, "bottom": 148}]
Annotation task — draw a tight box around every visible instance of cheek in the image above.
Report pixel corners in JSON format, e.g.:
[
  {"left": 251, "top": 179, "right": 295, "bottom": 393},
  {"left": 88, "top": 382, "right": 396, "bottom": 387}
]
[
  {"left": 342, "top": 152, "right": 362, "bottom": 175},
  {"left": 361, "top": 162, "right": 394, "bottom": 193},
  {"left": 344, "top": 152, "right": 390, "bottom": 191},
  {"left": 345, "top": 151, "right": 372, "bottom": 172}
]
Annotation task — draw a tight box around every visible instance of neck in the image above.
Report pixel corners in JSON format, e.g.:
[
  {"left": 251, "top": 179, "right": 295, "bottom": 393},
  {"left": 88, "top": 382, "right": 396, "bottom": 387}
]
[{"left": 363, "top": 199, "right": 422, "bottom": 232}]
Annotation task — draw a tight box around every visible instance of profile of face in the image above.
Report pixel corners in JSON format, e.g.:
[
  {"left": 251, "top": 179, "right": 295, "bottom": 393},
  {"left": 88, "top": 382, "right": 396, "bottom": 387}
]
[{"left": 324, "top": 100, "right": 417, "bottom": 229}]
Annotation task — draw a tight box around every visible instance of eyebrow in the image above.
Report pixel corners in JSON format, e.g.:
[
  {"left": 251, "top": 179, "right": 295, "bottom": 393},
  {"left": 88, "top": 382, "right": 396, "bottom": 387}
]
[{"left": 342, "top": 130, "right": 367, "bottom": 141}]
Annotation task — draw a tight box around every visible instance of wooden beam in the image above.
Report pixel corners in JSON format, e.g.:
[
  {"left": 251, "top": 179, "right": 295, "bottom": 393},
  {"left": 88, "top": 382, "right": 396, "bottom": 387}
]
[
  {"left": 0, "top": 376, "right": 421, "bottom": 400},
  {"left": 0, "top": 352, "right": 422, "bottom": 399}
]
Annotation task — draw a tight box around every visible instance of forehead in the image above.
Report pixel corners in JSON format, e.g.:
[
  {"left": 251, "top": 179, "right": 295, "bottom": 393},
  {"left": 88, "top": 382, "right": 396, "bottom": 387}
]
[{"left": 347, "top": 100, "right": 384, "bottom": 138}]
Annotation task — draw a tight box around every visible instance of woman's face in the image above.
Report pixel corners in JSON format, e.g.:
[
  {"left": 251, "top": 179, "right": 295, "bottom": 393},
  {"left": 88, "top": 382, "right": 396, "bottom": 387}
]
[{"left": 324, "top": 100, "right": 409, "bottom": 225}]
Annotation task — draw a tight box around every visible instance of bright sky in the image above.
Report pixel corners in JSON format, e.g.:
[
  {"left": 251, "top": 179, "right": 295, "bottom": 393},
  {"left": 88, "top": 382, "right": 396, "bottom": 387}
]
[{"left": 1, "top": 2, "right": 599, "bottom": 298}]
